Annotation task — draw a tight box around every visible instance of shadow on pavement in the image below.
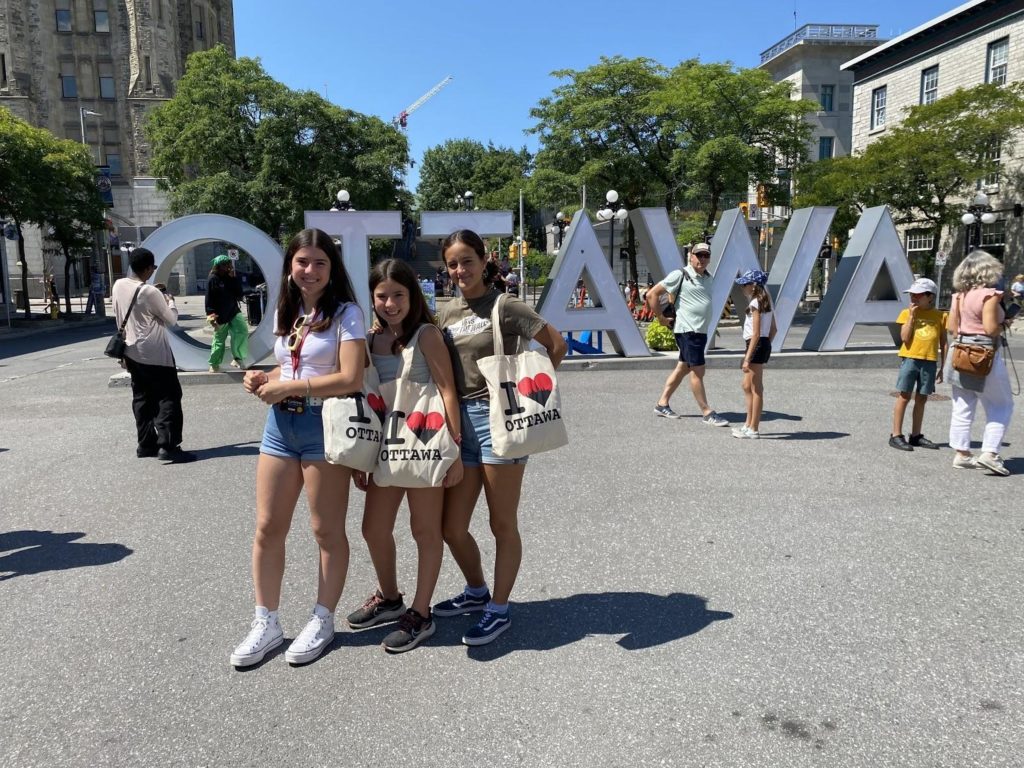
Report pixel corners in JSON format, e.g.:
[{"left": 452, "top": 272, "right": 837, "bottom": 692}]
[
  {"left": 306, "top": 591, "right": 732, "bottom": 660},
  {"left": 716, "top": 410, "right": 803, "bottom": 423},
  {"left": 191, "top": 442, "right": 261, "bottom": 460},
  {"left": 763, "top": 431, "right": 850, "bottom": 441},
  {"left": 0, "top": 530, "right": 132, "bottom": 580},
  {"left": 0, "top": 321, "right": 114, "bottom": 360}
]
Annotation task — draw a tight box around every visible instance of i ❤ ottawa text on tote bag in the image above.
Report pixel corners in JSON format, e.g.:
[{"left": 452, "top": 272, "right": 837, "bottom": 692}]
[
  {"left": 322, "top": 339, "right": 387, "bottom": 473},
  {"left": 374, "top": 326, "right": 459, "bottom": 488},
  {"left": 476, "top": 293, "right": 568, "bottom": 459}
]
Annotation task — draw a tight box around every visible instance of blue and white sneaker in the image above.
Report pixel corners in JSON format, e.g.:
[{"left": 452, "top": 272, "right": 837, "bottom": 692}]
[
  {"left": 433, "top": 588, "right": 491, "bottom": 617},
  {"left": 462, "top": 608, "right": 512, "bottom": 646}
]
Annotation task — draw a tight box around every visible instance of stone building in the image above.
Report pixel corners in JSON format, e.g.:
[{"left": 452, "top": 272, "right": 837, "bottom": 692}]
[
  {"left": 842, "top": 0, "right": 1024, "bottom": 279},
  {"left": 0, "top": 0, "right": 234, "bottom": 300},
  {"left": 760, "top": 23, "right": 884, "bottom": 162}
]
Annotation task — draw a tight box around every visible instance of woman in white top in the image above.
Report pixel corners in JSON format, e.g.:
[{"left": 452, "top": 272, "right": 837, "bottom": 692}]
[
  {"left": 733, "top": 270, "right": 777, "bottom": 439},
  {"left": 231, "top": 228, "right": 365, "bottom": 668}
]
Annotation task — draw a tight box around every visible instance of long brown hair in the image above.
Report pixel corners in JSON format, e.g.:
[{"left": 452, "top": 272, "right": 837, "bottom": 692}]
[
  {"left": 275, "top": 228, "right": 358, "bottom": 335},
  {"left": 369, "top": 259, "right": 435, "bottom": 353},
  {"left": 746, "top": 283, "right": 772, "bottom": 314}
]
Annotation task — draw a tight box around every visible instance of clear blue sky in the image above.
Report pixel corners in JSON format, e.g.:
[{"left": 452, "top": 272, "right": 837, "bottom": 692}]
[{"left": 235, "top": 0, "right": 952, "bottom": 193}]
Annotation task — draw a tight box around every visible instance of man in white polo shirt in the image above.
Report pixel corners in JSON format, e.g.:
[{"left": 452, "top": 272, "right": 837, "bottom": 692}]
[{"left": 645, "top": 242, "right": 728, "bottom": 426}]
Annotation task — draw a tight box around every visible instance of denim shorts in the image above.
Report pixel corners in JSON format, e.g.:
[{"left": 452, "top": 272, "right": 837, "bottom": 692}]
[
  {"left": 460, "top": 399, "right": 528, "bottom": 468},
  {"left": 674, "top": 332, "right": 707, "bottom": 367},
  {"left": 895, "top": 357, "right": 937, "bottom": 396},
  {"left": 260, "top": 405, "right": 327, "bottom": 461}
]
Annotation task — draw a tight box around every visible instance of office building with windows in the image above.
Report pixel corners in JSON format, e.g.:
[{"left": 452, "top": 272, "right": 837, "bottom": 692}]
[
  {"left": 760, "top": 24, "right": 884, "bottom": 162},
  {"left": 0, "top": 0, "right": 234, "bottom": 298},
  {"left": 842, "top": 0, "right": 1024, "bottom": 273}
]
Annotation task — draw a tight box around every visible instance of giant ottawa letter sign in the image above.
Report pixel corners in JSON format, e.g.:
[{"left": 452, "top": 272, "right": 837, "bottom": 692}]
[{"left": 139, "top": 205, "right": 915, "bottom": 369}]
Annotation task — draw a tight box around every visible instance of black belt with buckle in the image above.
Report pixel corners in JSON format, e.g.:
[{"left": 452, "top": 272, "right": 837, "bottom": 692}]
[{"left": 278, "top": 397, "right": 306, "bottom": 414}]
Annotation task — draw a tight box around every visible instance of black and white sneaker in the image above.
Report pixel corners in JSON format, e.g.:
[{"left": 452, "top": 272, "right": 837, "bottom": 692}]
[
  {"left": 382, "top": 609, "right": 435, "bottom": 653},
  {"left": 433, "top": 588, "right": 491, "bottom": 617},
  {"left": 346, "top": 590, "right": 406, "bottom": 629}
]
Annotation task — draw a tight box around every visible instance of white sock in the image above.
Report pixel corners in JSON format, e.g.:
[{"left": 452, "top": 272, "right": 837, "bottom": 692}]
[
  {"left": 313, "top": 603, "right": 332, "bottom": 619},
  {"left": 255, "top": 606, "right": 279, "bottom": 624}
]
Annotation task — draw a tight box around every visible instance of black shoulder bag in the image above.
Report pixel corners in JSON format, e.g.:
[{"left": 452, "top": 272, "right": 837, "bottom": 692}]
[{"left": 104, "top": 284, "right": 144, "bottom": 360}]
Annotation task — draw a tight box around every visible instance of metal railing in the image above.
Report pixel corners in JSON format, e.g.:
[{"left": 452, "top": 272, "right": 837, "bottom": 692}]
[{"left": 760, "top": 24, "right": 880, "bottom": 64}]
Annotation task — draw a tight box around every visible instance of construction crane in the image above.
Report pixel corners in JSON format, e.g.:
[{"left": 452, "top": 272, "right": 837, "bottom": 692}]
[{"left": 393, "top": 76, "right": 453, "bottom": 129}]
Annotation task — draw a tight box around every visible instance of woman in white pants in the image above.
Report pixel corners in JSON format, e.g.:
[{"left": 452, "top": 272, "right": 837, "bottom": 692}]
[{"left": 946, "top": 250, "right": 1014, "bottom": 475}]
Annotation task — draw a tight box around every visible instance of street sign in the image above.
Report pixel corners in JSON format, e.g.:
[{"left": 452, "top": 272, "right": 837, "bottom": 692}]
[
  {"left": 227, "top": 248, "right": 240, "bottom": 260},
  {"left": 935, "top": 251, "right": 947, "bottom": 267}
]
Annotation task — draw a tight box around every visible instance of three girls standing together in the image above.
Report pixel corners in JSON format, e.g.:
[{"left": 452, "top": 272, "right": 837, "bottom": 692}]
[{"left": 231, "top": 228, "right": 566, "bottom": 667}]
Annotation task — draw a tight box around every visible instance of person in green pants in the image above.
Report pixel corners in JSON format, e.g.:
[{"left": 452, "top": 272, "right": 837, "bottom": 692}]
[{"left": 206, "top": 254, "right": 249, "bottom": 372}]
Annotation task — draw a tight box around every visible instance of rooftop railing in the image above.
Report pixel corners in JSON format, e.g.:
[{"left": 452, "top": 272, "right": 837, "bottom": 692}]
[{"left": 761, "top": 24, "right": 880, "bottom": 64}]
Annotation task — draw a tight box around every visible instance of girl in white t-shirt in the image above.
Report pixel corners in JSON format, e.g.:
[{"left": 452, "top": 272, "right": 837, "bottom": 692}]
[
  {"left": 733, "top": 270, "right": 777, "bottom": 439},
  {"left": 232, "top": 228, "right": 366, "bottom": 668}
]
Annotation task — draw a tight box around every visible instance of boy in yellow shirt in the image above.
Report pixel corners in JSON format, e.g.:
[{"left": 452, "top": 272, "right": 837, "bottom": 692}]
[{"left": 890, "top": 278, "right": 948, "bottom": 451}]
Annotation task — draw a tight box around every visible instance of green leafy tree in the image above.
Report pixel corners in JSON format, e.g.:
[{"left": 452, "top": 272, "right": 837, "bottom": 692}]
[
  {"left": 1, "top": 108, "right": 42, "bottom": 316},
  {"left": 416, "top": 138, "right": 532, "bottom": 212},
  {"left": 653, "top": 61, "right": 817, "bottom": 229},
  {"left": 146, "top": 45, "right": 409, "bottom": 239},
  {"left": 529, "top": 56, "right": 683, "bottom": 282},
  {"left": 39, "top": 139, "right": 106, "bottom": 313},
  {"left": 795, "top": 83, "right": 1024, "bottom": 272}
]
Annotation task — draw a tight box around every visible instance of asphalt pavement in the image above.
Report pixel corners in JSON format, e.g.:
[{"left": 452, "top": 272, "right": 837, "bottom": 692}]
[{"left": 0, "top": 327, "right": 1022, "bottom": 767}]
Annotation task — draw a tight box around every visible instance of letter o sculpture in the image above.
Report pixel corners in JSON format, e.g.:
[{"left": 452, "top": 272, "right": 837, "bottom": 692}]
[{"left": 141, "top": 214, "right": 282, "bottom": 371}]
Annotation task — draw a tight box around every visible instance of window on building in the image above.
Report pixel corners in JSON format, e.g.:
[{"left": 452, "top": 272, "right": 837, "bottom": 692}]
[
  {"left": 920, "top": 66, "right": 938, "bottom": 105},
  {"left": 819, "top": 84, "right": 834, "bottom": 112},
  {"left": 905, "top": 230, "right": 934, "bottom": 264},
  {"left": 981, "top": 219, "right": 1006, "bottom": 259},
  {"left": 818, "top": 136, "right": 834, "bottom": 160},
  {"left": 106, "top": 152, "right": 122, "bottom": 176},
  {"left": 98, "top": 62, "right": 115, "bottom": 99},
  {"left": 987, "top": 38, "right": 1009, "bottom": 85},
  {"left": 1, "top": 54, "right": 7, "bottom": 89},
  {"left": 871, "top": 86, "right": 886, "bottom": 129},
  {"left": 94, "top": 0, "right": 110, "bottom": 32},
  {"left": 156, "top": 0, "right": 162, "bottom": 22},
  {"left": 56, "top": 0, "right": 73, "bottom": 32},
  {"left": 60, "top": 62, "right": 77, "bottom": 98},
  {"left": 977, "top": 141, "right": 1002, "bottom": 190},
  {"left": 144, "top": 56, "right": 152, "bottom": 89},
  {"left": 194, "top": 7, "right": 204, "bottom": 41}
]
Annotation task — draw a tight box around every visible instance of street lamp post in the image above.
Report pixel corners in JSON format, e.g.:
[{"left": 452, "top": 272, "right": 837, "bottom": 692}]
[
  {"left": 596, "top": 190, "right": 629, "bottom": 280},
  {"left": 961, "top": 191, "right": 997, "bottom": 255},
  {"left": 456, "top": 190, "right": 474, "bottom": 211},
  {"left": 79, "top": 108, "right": 102, "bottom": 164},
  {"left": 331, "top": 189, "right": 354, "bottom": 212},
  {"left": 551, "top": 211, "right": 567, "bottom": 249}
]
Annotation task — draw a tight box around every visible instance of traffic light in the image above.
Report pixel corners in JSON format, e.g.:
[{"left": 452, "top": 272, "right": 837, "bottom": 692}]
[
  {"left": 739, "top": 202, "right": 749, "bottom": 219},
  {"left": 521, "top": 241, "right": 528, "bottom": 257},
  {"left": 756, "top": 184, "right": 768, "bottom": 208},
  {"left": 509, "top": 243, "right": 518, "bottom": 262}
]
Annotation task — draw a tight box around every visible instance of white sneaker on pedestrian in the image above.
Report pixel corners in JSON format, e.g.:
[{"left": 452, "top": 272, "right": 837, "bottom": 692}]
[
  {"left": 952, "top": 453, "right": 977, "bottom": 470},
  {"left": 284, "top": 606, "right": 335, "bottom": 665},
  {"left": 731, "top": 425, "right": 759, "bottom": 439},
  {"left": 230, "top": 607, "right": 283, "bottom": 667},
  {"left": 976, "top": 452, "right": 1010, "bottom": 476}
]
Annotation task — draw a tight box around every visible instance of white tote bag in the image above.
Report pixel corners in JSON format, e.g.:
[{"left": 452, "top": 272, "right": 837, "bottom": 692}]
[
  {"left": 476, "top": 294, "right": 569, "bottom": 459},
  {"left": 374, "top": 326, "right": 459, "bottom": 488},
  {"left": 323, "top": 338, "right": 387, "bottom": 472}
]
